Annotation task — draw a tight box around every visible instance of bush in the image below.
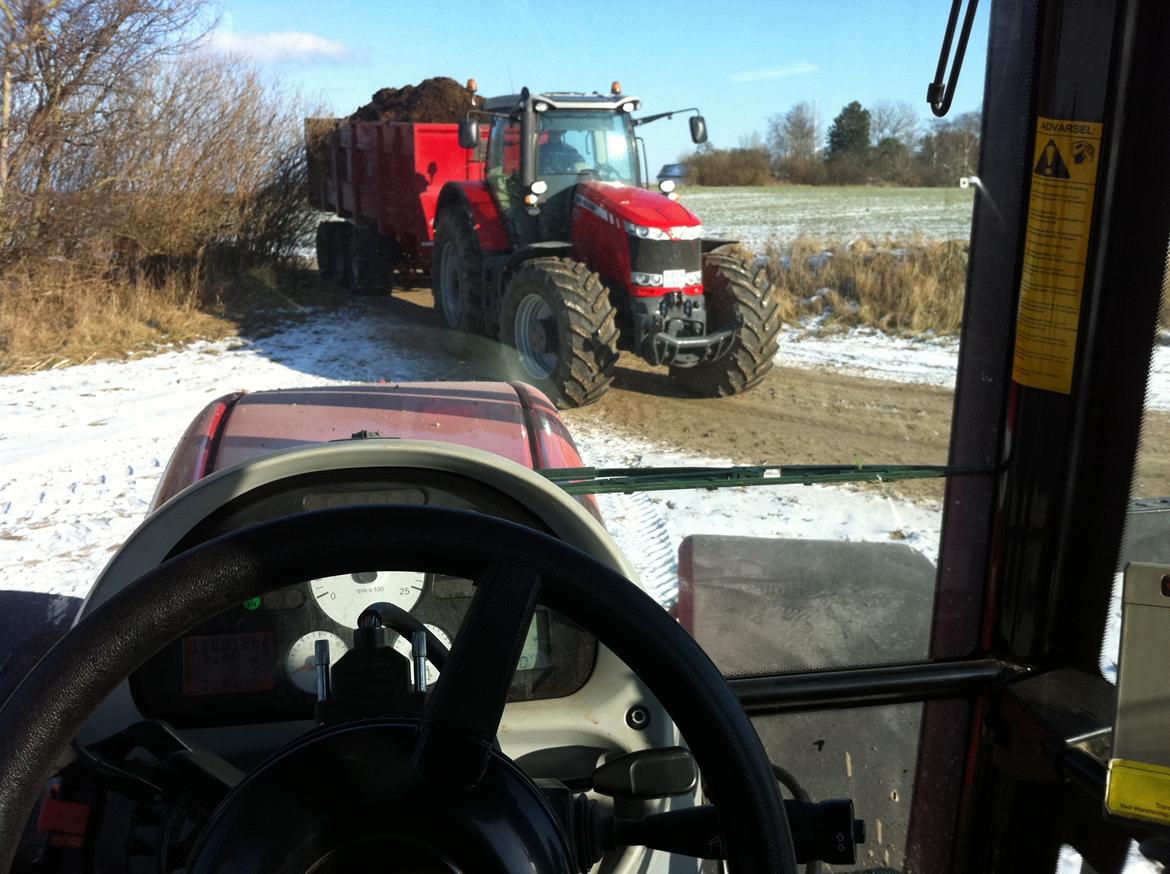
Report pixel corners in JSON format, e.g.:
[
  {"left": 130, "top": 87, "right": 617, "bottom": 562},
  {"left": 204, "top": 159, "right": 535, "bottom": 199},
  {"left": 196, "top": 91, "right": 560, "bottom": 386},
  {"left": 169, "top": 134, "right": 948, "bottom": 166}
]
[
  {"left": 683, "top": 147, "right": 772, "bottom": 186},
  {"left": 764, "top": 237, "right": 970, "bottom": 335},
  {"left": 0, "top": 1, "right": 318, "bottom": 371}
]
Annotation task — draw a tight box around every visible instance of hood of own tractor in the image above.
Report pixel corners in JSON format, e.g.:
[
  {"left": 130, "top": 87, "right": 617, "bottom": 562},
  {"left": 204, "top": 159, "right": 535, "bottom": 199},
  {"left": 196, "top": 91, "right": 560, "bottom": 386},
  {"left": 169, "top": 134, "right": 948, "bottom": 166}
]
[{"left": 576, "top": 181, "right": 702, "bottom": 236}]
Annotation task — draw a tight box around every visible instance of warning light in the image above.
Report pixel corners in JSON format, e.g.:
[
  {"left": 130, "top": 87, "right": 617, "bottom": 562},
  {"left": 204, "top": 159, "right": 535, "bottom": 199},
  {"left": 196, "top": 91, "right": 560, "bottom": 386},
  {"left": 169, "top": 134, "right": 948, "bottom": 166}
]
[
  {"left": 243, "top": 596, "right": 261, "bottom": 611},
  {"left": 611, "top": 81, "right": 621, "bottom": 95}
]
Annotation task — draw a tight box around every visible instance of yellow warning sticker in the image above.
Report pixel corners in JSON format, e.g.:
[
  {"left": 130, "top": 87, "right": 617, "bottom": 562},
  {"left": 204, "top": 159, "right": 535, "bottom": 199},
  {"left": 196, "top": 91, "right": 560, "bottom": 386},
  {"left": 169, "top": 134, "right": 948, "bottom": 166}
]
[
  {"left": 1011, "top": 116, "right": 1104, "bottom": 394},
  {"left": 1106, "top": 759, "right": 1170, "bottom": 826}
]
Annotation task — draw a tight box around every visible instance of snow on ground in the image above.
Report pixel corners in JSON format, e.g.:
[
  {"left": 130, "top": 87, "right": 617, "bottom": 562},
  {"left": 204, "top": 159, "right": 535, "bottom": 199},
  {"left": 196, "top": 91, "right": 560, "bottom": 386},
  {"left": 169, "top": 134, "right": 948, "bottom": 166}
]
[
  {"left": 0, "top": 309, "right": 439, "bottom": 596},
  {"left": 775, "top": 323, "right": 1170, "bottom": 412},
  {"left": 0, "top": 306, "right": 942, "bottom": 604}
]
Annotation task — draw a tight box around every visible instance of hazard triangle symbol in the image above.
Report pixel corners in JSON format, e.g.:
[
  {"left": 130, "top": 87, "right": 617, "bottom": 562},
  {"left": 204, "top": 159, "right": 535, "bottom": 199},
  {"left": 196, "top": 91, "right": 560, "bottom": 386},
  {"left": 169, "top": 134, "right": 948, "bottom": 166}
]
[{"left": 1034, "top": 139, "right": 1071, "bottom": 178}]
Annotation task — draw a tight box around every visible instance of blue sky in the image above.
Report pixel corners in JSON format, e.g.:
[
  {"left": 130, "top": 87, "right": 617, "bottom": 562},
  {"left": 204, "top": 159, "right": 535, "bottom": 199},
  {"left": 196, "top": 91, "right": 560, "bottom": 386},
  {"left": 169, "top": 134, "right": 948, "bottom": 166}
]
[{"left": 215, "top": 0, "right": 990, "bottom": 169}]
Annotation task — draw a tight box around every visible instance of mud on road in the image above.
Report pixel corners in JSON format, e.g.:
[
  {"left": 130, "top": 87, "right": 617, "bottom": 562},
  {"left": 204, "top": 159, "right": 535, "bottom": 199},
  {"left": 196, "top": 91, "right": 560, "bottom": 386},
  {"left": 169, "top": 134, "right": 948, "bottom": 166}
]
[{"left": 377, "top": 287, "right": 1170, "bottom": 502}]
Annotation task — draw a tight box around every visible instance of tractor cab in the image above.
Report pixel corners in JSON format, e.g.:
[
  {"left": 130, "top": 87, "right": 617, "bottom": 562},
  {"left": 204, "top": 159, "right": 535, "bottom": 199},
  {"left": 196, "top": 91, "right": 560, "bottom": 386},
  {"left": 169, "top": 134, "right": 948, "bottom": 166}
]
[
  {"left": 436, "top": 86, "right": 763, "bottom": 409},
  {"left": 463, "top": 89, "right": 647, "bottom": 243}
]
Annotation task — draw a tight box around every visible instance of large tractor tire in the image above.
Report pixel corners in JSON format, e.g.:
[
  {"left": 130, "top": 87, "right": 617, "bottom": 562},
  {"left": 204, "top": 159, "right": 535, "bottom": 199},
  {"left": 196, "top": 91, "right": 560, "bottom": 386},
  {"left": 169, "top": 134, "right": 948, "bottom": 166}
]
[
  {"left": 431, "top": 210, "right": 484, "bottom": 335},
  {"left": 500, "top": 257, "right": 619, "bottom": 408},
  {"left": 669, "top": 245, "right": 781, "bottom": 397}
]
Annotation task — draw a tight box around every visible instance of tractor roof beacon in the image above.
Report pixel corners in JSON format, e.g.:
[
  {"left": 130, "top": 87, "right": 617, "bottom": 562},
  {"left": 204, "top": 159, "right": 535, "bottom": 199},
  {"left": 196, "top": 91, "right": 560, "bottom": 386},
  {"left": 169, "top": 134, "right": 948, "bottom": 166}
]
[{"left": 432, "top": 85, "right": 781, "bottom": 407}]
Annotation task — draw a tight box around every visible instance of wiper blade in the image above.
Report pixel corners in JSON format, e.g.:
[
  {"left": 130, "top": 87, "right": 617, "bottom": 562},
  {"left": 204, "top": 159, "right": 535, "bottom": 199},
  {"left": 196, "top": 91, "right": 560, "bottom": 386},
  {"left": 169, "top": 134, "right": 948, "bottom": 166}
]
[{"left": 540, "top": 464, "right": 992, "bottom": 495}]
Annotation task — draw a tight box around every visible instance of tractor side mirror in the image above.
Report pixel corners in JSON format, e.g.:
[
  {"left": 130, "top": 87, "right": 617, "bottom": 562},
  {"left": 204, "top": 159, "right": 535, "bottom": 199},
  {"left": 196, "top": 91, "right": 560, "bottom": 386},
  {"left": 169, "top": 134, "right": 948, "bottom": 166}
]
[
  {"left": 458, "top": 117, "right": 480, "bottom": 150},
  {"left": 689, "top": 116, "right": 708, "bottom": 145}
]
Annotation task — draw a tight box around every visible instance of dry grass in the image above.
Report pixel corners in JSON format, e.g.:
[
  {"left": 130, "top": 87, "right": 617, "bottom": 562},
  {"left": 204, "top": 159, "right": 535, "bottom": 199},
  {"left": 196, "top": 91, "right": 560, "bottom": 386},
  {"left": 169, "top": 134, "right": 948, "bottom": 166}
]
[
  {"left": 764, "top": 236, "right": 1170, "bottom": 336},
  {"left": 763, "top": 236, "right": 970, "bottom": 335},
  {"left": 0, "top": 259, "right": 338, "bottom": 374}
]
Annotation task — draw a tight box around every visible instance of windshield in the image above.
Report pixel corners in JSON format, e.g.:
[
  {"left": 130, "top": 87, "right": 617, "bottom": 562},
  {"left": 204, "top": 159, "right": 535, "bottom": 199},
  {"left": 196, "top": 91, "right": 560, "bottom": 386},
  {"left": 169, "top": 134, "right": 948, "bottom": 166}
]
[
  {"left": 1, "top": 3, "right": 1162, "bottom": 873},
  {"left": 536, "top": 110, "right": 638, "bottom": 183}
]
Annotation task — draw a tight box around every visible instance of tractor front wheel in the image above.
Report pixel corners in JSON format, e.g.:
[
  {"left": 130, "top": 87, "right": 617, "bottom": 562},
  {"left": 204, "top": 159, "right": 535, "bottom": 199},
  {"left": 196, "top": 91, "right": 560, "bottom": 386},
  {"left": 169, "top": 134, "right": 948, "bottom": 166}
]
[
  {"left": 431, "top": 210, "right": 484, "bottom": 335},
  {"left": 501, "top": 258, "right": 619, "bottom": 408},
  {"left": 669, "top": 245, "right": 781, "bottom": 397}
]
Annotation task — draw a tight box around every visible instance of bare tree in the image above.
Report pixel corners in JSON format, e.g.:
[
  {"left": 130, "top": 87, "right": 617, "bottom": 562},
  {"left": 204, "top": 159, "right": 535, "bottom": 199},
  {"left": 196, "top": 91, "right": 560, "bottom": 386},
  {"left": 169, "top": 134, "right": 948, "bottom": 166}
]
[
  {"left": 0, "top": 0, "right": 212, "bottom": 247},
  {"left": 766, "top": 101, "right": 821, "bottom": 162},
  {"left": 916, "top": 110, "right": 982, "bottom": 185},
  {"left": 870, "top": 100, "right": 921, "bottom": 148},
  {"left": 737, "top": 130, "right": 765, "bottom": 150}
]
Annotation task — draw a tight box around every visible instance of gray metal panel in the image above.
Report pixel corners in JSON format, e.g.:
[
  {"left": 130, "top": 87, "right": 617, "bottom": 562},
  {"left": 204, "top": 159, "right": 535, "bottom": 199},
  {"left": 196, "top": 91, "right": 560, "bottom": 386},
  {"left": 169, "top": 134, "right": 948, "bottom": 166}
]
[
  {"left": 1114, "top": 563, "right": 1170, "bottom": 767},
  {"left": 682, "top": 535, "right": 937, "bottom": 676},
  {"left": 682, "top": 534, "right": 939, "bottom": 872}
]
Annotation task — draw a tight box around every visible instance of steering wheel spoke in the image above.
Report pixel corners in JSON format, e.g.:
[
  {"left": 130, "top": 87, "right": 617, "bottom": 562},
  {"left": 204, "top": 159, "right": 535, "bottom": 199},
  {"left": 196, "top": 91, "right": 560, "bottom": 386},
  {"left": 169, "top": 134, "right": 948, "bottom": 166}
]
[{"left": 414, "top": 560, "right": 541, "bottom": 786}]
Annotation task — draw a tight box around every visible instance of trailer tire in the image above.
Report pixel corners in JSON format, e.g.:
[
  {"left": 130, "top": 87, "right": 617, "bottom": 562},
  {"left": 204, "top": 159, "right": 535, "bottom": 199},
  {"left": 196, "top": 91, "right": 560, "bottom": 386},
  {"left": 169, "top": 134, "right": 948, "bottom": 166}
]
[
  {"left": 315, "top": 222, "right": 348, "bottom": 281},
  {"left": 346, "top": 227, "right": 393, "bottom": 296},
  {"left": 431, "top": 210, "right": 484, "bottom": 337},
  {"left": 501, "top": 257, "right": 619, "bottom": 408},
  {"left": 669, "top": 246, "right": 780, "bottom": 397},
  {"left": 331, "top": 223, "right": 354, "bottom": 286}
]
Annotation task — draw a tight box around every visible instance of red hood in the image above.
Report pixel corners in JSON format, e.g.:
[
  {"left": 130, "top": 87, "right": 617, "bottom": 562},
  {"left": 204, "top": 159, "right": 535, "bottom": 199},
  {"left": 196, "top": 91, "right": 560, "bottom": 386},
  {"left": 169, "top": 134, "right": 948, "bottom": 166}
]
[
  {"left": 576, "top": 181, "right": 701, "bottom": 236},
  {"left": 211, "top": 383, "right": 538, "bottom": 472}
]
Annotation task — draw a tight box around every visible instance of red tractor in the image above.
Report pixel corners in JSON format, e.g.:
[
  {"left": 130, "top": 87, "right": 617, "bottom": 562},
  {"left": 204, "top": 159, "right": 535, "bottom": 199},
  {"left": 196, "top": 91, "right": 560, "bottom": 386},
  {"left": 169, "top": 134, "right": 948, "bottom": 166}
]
[{"left": 432, "top": 84, "right": 781, "bottom": 406}]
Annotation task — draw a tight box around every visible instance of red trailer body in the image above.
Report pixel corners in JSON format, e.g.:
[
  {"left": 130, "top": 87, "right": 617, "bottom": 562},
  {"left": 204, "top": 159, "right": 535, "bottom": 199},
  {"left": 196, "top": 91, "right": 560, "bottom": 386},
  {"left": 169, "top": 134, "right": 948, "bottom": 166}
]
[{"left": 306, "top": 120, "right": 485, "bottom": 269}]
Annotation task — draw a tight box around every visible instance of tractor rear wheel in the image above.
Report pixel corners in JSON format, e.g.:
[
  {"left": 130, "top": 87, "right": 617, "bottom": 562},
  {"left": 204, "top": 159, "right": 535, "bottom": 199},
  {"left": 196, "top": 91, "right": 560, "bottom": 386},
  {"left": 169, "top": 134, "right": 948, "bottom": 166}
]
[
  {"left": 431, "top": 210, "right": 484, "bottom": 335},
  {"left": 500, "top": 258, "right": 619, "bottom": 408},
  {"left": 669, "top": 245, "right": 781, "bottom": 397}
]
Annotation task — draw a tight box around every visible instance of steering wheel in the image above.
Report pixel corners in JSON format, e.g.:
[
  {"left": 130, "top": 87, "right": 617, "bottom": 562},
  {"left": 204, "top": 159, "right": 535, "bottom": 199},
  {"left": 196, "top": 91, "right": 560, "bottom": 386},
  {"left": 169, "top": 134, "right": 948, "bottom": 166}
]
[
  {"left": 0, "top": 506, "right": 796, "bottom": 873},
  {"left": 578, "top": 163, "right": 623, "bottom": 182}
]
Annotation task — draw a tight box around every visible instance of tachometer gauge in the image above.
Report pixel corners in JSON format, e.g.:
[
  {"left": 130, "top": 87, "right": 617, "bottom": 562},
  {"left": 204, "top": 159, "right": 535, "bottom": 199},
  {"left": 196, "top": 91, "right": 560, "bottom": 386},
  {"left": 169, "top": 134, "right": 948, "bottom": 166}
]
[
  {"left": 310, "top": 570, "right": 425, "bottom": 627},
  {"left": 286, "top": 631, "right": 348, "bottom": 694},
  {"left": 392, "top": 624, "right": 451, "bottom": 688}
]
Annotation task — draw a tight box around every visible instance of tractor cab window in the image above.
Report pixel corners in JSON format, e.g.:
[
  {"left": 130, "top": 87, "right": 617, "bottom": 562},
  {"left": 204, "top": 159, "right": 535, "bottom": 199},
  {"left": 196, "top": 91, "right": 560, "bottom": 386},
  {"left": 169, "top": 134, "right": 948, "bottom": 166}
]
[
  {"left": 487, "top": 117, "right": 522, "bottom": 209},
  {"left": 535, "top": 111, "right": 637, "bottom": 185}
]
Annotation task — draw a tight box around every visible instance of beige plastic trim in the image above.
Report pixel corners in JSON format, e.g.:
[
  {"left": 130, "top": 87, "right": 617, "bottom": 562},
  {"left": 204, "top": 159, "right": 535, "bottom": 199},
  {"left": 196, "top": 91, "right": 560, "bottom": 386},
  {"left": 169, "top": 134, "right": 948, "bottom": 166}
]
[
  {"left": 75, "top": 441, "right": 682, "bottom": 873},
  {"left": 80, "top": 439, "right": 638, "bottom": 616}
]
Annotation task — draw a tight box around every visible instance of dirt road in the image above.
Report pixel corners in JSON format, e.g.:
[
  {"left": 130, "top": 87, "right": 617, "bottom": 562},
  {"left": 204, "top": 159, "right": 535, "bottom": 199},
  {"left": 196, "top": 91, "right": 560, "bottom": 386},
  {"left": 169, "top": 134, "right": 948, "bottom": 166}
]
[{"left": 384, "top": 287, "right": 1170, "bottom": 500}]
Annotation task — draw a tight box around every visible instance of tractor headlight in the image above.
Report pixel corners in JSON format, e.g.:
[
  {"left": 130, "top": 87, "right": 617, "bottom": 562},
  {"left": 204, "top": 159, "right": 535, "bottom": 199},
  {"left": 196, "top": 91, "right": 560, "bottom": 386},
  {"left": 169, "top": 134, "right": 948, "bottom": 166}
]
[
  {"left": 631, "top": 272, "right": 664, "bottom": 287},
  {"left": 658, "top": 179, "right": 676, "bottom": 193},
  {"left": 535, "top": 101, "right": 549, "bottom": 112},
  {"left": 530, "top": 180, "right": 548, "bottom": 195},
  {"left": 622, "top": 220, "right": 671, "bottom": 241}
]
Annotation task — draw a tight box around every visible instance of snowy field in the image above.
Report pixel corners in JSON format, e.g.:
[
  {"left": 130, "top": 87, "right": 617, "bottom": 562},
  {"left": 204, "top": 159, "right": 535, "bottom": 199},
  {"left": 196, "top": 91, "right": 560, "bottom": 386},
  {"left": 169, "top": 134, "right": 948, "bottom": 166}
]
[{"left": 680, "top": 185, "right": 976, "bottom": 248}]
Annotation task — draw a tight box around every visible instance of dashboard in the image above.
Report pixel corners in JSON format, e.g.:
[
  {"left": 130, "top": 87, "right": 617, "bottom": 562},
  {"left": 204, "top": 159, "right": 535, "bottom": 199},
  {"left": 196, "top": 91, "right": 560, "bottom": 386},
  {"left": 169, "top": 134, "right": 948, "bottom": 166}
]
[{"left": 126, "top": 467, "right": 598, "bottom": 728}]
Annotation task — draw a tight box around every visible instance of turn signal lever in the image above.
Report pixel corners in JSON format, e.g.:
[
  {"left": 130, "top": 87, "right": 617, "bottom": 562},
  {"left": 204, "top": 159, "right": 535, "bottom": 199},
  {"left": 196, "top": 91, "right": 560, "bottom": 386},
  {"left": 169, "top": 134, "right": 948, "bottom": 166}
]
[
  {"left": 538, "top": 782, "right": 864, "bottom": 871},
  {"left": 521, "top": 746, "right": 863, "bottom": 867},
  {"left": 615, "top": 801, "right": 866, "bottom": 865},
  {"left": 516, "top": 745, "right": 697, "bottom": 797}
]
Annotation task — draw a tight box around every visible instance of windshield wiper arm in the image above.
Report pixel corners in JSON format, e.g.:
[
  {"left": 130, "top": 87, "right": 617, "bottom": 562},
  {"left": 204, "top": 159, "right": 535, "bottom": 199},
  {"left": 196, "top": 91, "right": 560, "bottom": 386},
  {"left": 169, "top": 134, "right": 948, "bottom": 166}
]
[{"left": 539, "top": 464, "right": 994, "bottom": 495}]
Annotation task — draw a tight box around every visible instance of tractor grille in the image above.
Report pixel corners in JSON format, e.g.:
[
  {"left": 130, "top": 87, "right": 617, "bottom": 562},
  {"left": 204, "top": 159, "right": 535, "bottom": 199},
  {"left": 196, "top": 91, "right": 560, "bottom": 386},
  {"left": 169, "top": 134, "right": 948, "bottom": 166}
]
[{"left": 629, "top": 237, "right": 702, "bottom": 276}]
